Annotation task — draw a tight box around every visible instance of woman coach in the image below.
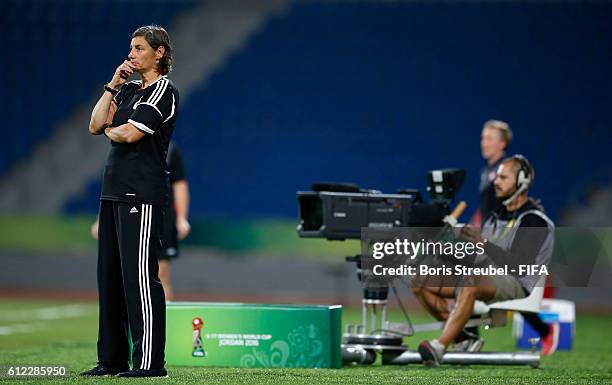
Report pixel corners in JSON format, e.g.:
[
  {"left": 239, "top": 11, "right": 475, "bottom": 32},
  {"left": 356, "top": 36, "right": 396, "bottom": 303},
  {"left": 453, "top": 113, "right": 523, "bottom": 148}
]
[{"left": 82, "top": 25, "right": 179, "bottom": 378}]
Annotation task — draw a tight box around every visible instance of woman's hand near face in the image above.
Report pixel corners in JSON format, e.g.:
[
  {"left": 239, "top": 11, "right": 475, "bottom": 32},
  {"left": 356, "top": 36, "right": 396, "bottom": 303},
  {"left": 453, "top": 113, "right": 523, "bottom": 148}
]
[{"left": 109, "top": 60, "right": 136, "bottom": 89}]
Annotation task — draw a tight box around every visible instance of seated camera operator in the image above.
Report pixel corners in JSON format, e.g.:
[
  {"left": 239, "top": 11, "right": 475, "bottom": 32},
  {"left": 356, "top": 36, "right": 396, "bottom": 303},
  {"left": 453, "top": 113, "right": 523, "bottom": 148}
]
[{"left": 414, "top": 155, "right": 557, "bottom": 366}]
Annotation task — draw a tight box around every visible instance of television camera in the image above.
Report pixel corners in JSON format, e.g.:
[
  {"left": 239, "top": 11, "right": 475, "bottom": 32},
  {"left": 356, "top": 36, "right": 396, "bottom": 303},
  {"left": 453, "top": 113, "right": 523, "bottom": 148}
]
[{"left": 297, "top": 168, "right": 466, "bottom": 240}]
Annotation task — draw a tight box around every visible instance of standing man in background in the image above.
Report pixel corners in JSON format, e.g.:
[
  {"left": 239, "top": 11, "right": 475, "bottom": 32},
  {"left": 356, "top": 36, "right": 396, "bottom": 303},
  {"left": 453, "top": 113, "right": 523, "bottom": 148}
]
[
  {"left": 159, "top": 141, "right": 191, "bottom": 301},
  {"left": 474, "top": 120, "right": 513, "bottom": 226}
]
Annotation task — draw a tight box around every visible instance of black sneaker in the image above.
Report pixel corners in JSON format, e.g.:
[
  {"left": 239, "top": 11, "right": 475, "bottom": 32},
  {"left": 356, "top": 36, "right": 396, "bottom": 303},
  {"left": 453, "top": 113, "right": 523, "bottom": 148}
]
[
  {"left": 418, "top": 340, "right": 443, "bottom": 367},
  {"left": 117, "top": 368, "right": 168, "bottom": 378},
  {"left": 80, "top": 363, "right": 129, "bottom": 376}
]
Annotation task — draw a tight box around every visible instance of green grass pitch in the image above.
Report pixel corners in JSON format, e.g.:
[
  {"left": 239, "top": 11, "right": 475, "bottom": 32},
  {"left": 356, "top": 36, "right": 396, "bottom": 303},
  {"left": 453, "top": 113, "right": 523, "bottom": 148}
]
[{"left": 0, "top": 299, "right": 610, "bottom": 384}]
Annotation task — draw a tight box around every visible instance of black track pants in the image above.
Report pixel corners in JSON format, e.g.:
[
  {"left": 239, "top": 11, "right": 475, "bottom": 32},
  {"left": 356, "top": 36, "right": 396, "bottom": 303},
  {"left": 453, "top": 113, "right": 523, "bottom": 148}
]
[{"left": 96, "top": 200, "right": 166, "bottom": 370}]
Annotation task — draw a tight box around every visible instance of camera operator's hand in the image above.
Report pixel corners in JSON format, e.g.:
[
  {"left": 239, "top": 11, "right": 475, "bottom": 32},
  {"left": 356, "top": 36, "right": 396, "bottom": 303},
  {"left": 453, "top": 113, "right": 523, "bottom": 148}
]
[
  {"left": 460, "top": 225, "right": 485, "bottom": 244},
  {"left": 108, "top": 60, "right": 136, "bottom": 90}
]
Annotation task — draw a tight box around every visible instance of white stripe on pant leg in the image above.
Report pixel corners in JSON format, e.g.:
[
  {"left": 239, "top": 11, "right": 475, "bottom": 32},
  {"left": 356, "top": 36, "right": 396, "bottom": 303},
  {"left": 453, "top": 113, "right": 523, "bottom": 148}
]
[
  {"left": 139, "top": 204, "right": 149, "bottom": 370},
  {"left": 143, "top": 204, "right": 152, "bottom": 370},
  {"left": 144, "top": 204, "right": 152, "bottom": 369},
  {"left": 138, "top": 203, "right": 147, "bottom": 369},
  {"left": 140, "top": 204, "right": 152, "bottom": 370},
  {"left": 144, "top": 204, "right": 154, "bottom": 369},
  {"left": 147, "top": 205, "right": 154, "bottom": 369}
]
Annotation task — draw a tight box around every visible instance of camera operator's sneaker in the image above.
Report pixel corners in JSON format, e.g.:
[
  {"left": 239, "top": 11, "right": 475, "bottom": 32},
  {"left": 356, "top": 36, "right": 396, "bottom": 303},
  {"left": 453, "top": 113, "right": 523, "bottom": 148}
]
[
  {"left": 117, "top": 367, "right": 168, "bottom": 378},
  {"left": 418, "top": 339, "right": 445, "bottom": 367},
  {"left": 452, "top": 327, "right": 484, "bottom": 352},
  {"left": 541, "top": 322, "right": 559, "bottom": 356},
  {"left": 80, "top": 363, "right": 129, "bottom": 376},
  {"left": 452, "top": 337, "right": 484, "bottom": 352}
]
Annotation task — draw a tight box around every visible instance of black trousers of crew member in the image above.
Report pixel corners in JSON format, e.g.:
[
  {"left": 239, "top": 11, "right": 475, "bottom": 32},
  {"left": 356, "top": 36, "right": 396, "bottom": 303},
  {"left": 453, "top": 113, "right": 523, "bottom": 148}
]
[{"left": 97, "top": 200, "right": 166, "bottom": 370}]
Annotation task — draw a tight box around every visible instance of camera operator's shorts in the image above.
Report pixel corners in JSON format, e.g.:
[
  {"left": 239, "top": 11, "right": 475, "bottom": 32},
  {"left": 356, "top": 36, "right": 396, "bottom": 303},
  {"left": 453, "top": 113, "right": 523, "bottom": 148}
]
[
  {"left": 455, "top": 275, "right": 527, "bottom": 304},
  {"left": 488, "top": 275, "right": 527, "bottom": 303}
]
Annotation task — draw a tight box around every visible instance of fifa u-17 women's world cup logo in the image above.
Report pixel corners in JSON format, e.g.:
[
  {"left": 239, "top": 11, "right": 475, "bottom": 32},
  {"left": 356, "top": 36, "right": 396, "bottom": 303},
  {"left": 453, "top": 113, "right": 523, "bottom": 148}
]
[{"left": 192, "top": 317, "right": 206, "bottom": 357}]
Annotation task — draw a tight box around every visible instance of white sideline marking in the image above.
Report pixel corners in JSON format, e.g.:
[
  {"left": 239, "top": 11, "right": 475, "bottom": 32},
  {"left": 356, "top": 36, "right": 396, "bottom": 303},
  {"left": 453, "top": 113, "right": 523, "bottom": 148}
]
[
  {"left": 0, "top": 304, "right": 93, "bottom": 336},
  {"left": 0, "top": 322, "right": 47, "bottom": 336}
]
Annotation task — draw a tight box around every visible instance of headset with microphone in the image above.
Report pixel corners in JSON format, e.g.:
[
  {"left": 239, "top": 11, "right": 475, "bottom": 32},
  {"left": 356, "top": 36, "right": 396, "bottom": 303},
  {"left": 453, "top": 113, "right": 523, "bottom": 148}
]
[{"left": 502, "top": 154, "right": 534, "bottom": 206}]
